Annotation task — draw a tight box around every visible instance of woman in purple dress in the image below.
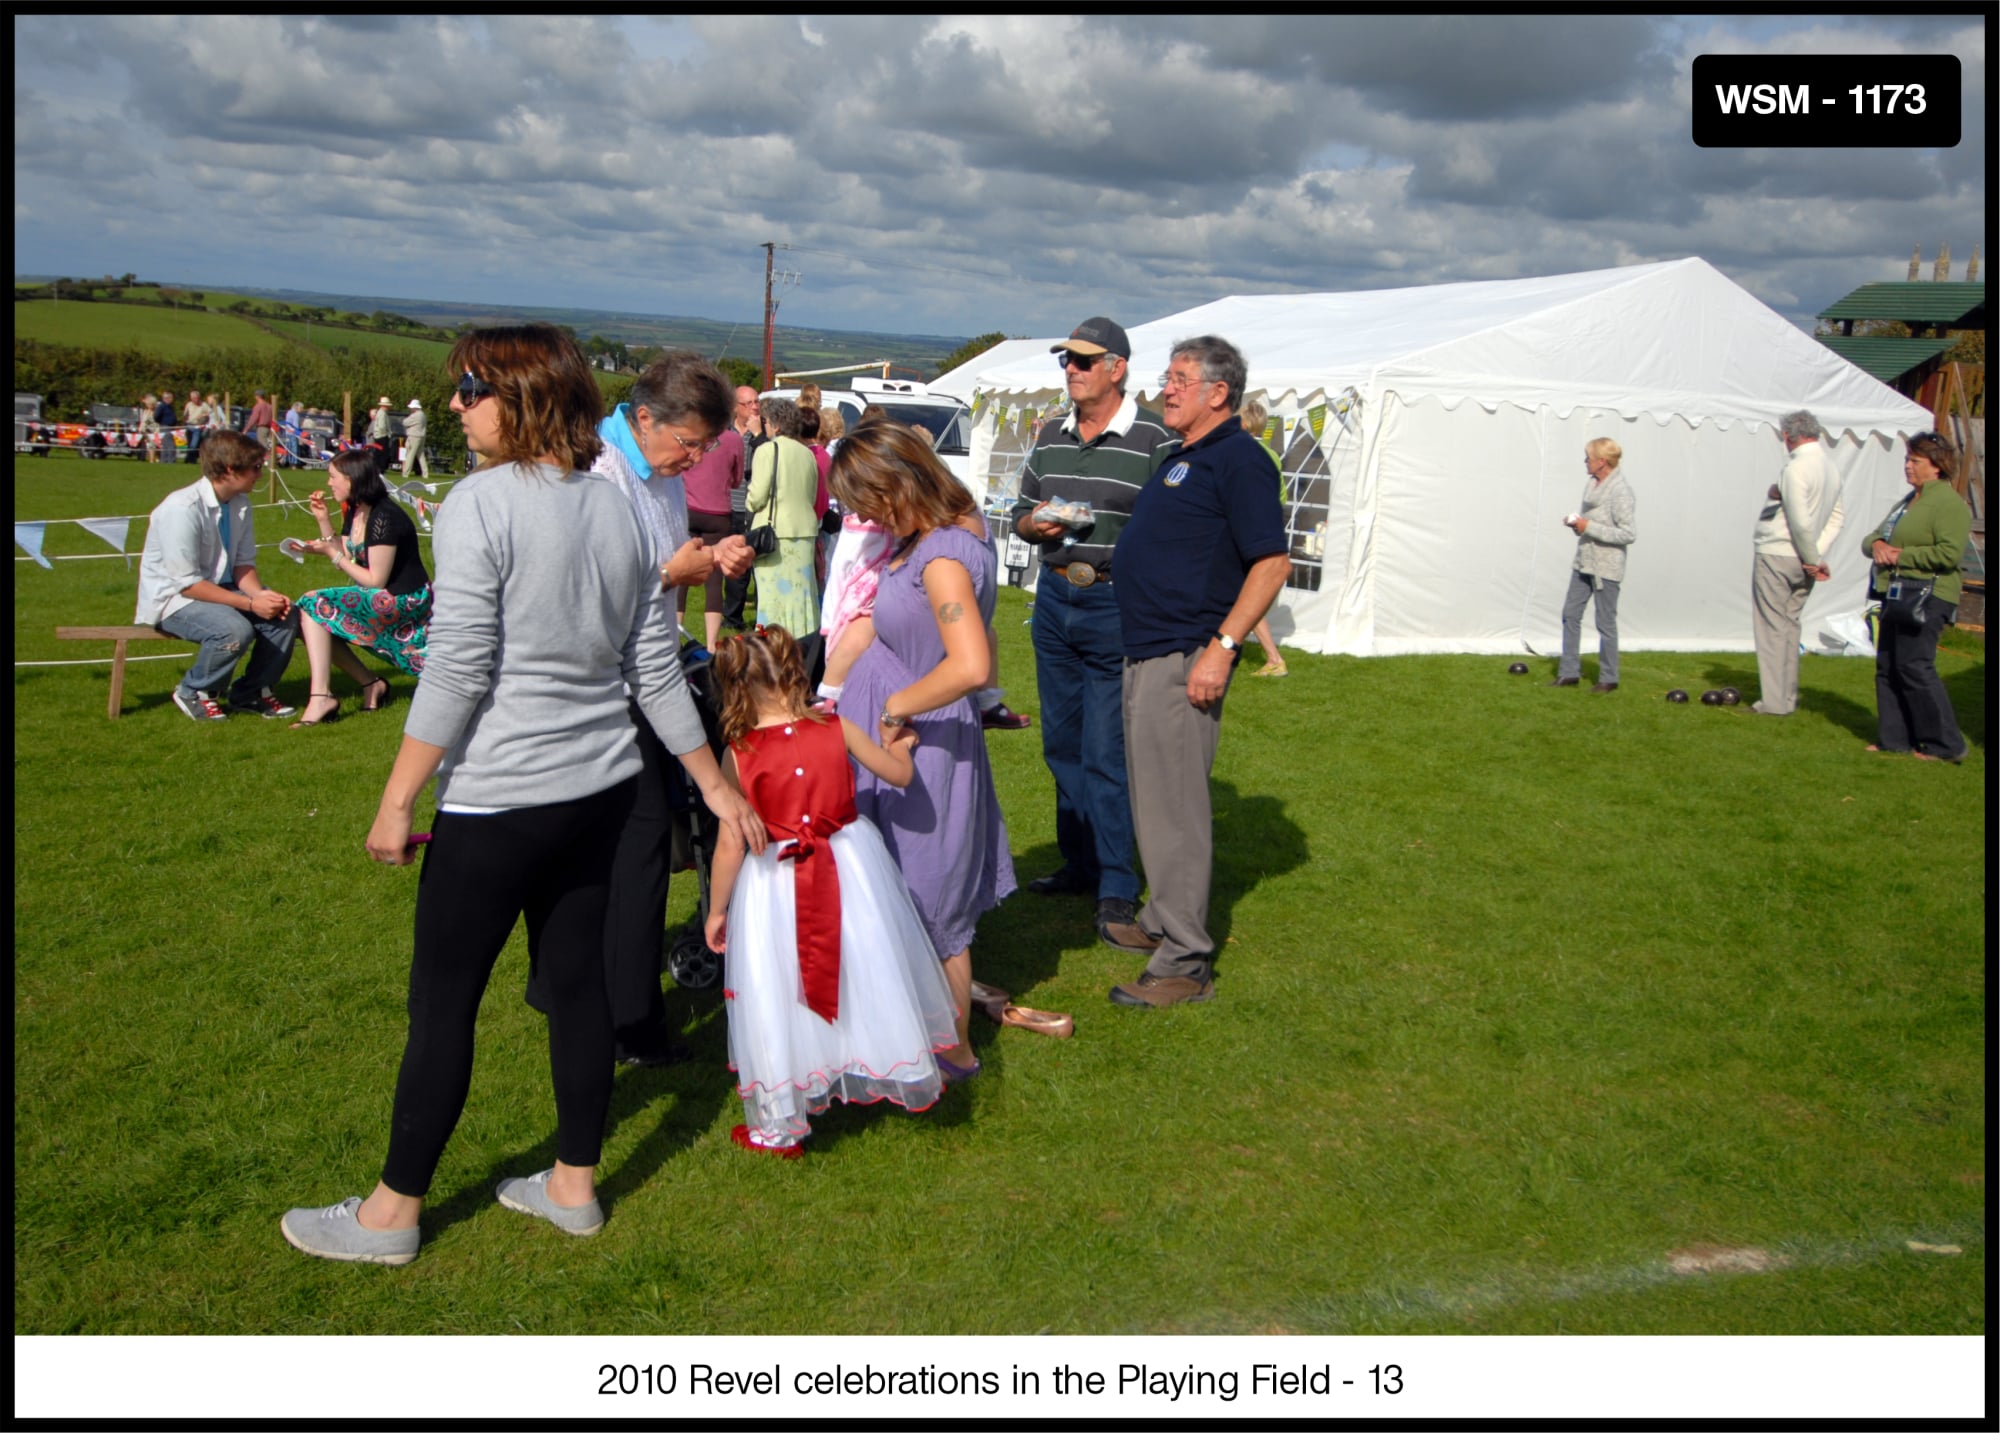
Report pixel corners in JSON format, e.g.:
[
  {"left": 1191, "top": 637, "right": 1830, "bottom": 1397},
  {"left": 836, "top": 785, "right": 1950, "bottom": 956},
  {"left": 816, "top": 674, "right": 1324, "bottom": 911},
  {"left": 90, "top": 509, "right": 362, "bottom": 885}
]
[{"left": 828, "top": 421, "right": 1015, "bottom": 1081}]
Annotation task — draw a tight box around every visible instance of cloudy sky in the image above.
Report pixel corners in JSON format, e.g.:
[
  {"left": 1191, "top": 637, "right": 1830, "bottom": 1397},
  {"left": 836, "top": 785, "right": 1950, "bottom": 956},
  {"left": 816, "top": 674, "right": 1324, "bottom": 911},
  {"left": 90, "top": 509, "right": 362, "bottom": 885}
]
[{"left": 13, "top": 13, "right": 1987, "bottom": 340}]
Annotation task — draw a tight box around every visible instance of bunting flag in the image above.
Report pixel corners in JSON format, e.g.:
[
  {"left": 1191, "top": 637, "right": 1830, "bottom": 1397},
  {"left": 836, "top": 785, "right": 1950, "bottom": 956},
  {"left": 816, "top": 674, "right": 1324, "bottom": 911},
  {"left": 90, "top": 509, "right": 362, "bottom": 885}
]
[
  {"left": 15, "top": 522, "right": 52, "bottom": 569},
  {"left": 1261, "top": 416, "right": 1280, "bottom": 445},
  {"left": 970, "top": 394, "right": 987, "bottom": 423},
  {"left": 1307, "top": 404, "right": 1327, "bottom": 440},
  {"left": 76, "top": 517, "right": 131, "bottom": 555}
]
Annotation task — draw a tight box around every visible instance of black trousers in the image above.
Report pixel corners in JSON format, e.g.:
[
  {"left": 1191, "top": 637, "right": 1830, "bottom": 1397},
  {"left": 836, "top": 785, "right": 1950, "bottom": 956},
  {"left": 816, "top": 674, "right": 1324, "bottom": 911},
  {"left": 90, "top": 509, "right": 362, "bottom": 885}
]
[
  {"left": 722, "top": 512, "right": 753, "bottom": 630},
  {"left": 382, "top": 778, "right": 635, "bottom": 1198},
  {"left": 525, "top": 702, "right": 671, "bottom": 1037},
  {"left": 1873, "top": 593, "right": 1966, "bottom": 759}
]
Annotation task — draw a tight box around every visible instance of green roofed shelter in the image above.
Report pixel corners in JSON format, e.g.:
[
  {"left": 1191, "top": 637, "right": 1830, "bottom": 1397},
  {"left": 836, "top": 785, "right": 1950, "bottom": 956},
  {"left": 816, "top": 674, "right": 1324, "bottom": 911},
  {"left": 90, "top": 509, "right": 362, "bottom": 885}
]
[
  {"left": 1815, "top": 335, "right": 1959, "bottom": 386},
  {"left": 1817, "top": 281, "right": 1985, "bottom": 334}
]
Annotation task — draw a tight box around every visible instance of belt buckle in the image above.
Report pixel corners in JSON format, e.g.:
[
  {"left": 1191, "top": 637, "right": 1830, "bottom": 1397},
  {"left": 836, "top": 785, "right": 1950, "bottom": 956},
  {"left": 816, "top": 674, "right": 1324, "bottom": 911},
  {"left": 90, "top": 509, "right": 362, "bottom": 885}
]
[{"left": 1064, "top": 562, "right": 1097, "bottom": 588}]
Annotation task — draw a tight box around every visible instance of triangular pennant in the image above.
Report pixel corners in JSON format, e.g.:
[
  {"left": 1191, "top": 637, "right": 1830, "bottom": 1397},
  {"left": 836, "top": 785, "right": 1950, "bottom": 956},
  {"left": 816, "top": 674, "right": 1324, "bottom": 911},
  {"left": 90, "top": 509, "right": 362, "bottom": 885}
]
[
  {"left": 77, "top": 517, "right": 131, "bottom": 555},
  {"left": 14, "top": 522, "right": 52, "bottom": 569},
  {"left": 1308, "top": 404, "right": 1327, "bottom": 440}
]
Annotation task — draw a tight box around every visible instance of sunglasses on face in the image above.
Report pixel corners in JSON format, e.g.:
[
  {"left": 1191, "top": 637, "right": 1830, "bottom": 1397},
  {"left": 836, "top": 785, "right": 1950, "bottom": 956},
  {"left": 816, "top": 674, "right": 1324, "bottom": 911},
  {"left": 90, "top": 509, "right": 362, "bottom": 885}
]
[
  {"left": 457, "top": 372, "right": 496, "bottom": 406},
  {"left": 1058, "top": 351, "right": 1104, "bottom": 371}
]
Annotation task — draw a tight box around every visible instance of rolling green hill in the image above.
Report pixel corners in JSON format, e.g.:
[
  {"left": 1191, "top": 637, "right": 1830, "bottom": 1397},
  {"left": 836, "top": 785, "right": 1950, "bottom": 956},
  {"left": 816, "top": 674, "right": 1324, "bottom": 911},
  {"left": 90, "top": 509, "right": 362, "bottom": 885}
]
[{"left": 13, "top": 301, "right": 290, "bottom": 359}]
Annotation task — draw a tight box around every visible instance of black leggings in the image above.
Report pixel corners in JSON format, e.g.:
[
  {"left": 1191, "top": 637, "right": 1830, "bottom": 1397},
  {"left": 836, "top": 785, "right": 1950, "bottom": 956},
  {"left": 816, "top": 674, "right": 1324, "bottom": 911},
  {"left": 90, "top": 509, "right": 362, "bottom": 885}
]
[
  {"left": 687, "top": 508, "right": 733, "bottom": 614},
  {"left": 381, "top": 779, "right": 636, "bottom": 1198}
]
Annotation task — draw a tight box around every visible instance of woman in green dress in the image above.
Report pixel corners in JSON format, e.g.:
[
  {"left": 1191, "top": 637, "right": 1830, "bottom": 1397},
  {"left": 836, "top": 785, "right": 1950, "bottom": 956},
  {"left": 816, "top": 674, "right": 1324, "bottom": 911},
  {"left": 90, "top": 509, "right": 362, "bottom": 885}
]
[{"left": 746, "top": 397, "right": 822, "bottom": 635}]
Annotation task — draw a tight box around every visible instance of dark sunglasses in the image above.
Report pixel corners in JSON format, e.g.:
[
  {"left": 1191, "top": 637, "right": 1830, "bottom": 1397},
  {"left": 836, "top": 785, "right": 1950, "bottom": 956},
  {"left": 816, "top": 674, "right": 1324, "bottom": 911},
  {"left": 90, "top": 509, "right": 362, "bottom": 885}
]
[
  {"left": 457, "top": 371, "right": 496, "bottom": 406},
  {"left": 1058, "top": 351, "right": 1104, "bottom": 371}
]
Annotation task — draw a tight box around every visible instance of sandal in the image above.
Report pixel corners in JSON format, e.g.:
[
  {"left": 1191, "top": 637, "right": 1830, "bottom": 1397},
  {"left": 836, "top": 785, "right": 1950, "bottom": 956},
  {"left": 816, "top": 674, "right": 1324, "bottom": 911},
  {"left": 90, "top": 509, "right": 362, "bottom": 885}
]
[
  {"left": 289, "top": 693, "right": 340, "bottom": 729},
  {"left": 360, "top": 678, "right": 392, "bottom": 713},
  {"left": 1253, "top": 661, "right": 1289, "bottom": 678}
]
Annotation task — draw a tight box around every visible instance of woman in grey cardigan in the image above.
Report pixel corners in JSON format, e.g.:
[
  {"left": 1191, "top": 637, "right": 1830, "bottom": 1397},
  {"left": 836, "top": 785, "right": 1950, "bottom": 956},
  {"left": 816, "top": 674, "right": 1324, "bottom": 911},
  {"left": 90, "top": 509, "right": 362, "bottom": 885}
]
[
  {"left": 1552, "top": 436, "right": 1637, "bottom": 692},
  {"left": 282, "top": 325, "right": 764, "bottom": 1266}
]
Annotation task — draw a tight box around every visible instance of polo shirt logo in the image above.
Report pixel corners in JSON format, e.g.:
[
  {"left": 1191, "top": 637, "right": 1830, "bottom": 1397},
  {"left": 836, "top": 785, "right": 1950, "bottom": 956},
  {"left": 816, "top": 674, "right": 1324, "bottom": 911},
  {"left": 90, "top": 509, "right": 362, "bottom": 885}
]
[{"left": 1161, "top": 461, "right": 1191, "bottom": 488}]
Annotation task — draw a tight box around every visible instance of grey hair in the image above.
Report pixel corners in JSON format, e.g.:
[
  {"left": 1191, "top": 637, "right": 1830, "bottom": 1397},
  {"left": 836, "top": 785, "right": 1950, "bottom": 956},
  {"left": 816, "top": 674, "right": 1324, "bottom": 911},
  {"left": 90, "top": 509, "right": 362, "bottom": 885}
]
[
  {"left": 759, "top": 396, "right": 801, "bottom": 439},
  {"left": 1779, "top": 410, "right": 1821, "bottom": 443},
  {"left": 1170, "top": 335, "right": 1247, "bottom": 412},
  {"left": 629, "top": 350, "right": 733, "bottom": 434}
]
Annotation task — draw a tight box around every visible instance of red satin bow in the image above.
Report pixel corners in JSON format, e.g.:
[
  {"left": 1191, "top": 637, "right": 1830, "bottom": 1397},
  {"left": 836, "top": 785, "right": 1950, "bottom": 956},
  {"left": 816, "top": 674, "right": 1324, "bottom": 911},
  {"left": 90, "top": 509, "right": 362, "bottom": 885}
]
[{"left": 776, "top": 814, "right": 848, "bottom": 1022}]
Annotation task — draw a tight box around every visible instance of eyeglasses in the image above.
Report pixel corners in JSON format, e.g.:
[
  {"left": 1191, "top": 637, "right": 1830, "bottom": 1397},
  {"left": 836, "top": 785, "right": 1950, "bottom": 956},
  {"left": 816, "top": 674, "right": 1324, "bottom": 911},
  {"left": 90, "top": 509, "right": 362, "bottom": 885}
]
[
  {"left": 456, "top": 372, "right": 496, "bottom": 407},
  {"left": 660, "top": 426, "right": 721, "bottom": 458},
  {"left": 1157, "top": 371, "right": 1215, "bottom": 393},
  {"left": 1058, "top": 351, "right": 1104, "bottom": 371}
]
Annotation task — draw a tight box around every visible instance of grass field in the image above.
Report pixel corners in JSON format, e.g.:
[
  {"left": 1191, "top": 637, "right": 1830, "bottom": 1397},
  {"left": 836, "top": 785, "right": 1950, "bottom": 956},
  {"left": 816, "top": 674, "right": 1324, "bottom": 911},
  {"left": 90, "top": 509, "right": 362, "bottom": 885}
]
[
  {"left": 262, "top": 317, "right": 454, "bottom": 359},
  {"left": 13, "top": 455, "right": 1986, "bottom": 1337},
  {"left": 14, "top": 300, "right": 291, "bottom": 358}
]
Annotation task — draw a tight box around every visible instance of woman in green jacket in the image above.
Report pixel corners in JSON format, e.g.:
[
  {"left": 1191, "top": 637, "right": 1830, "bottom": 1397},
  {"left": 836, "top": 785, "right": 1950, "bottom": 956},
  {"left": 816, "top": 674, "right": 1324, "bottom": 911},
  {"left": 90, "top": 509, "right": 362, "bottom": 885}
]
[
  {"left": 1862, "top": 431, "right": 1971, "bottom": 762},
  {"left": 746, "top": 397, "right": 822, "bottom": 636}
]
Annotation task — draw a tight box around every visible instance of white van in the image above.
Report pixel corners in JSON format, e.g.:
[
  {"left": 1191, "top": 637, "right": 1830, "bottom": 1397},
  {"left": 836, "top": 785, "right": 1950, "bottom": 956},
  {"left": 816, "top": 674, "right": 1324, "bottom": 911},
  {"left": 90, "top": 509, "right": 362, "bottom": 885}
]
[{"left": 764, "top": 377, "right": 978, "bottom": 500}]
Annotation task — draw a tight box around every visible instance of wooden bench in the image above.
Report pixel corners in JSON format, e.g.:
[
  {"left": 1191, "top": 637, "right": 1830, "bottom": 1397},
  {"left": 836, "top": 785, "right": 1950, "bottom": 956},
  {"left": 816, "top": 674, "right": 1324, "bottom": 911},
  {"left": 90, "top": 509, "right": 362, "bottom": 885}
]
[{"left": 54, "top": 626, "right": 184, "bottom": 718}]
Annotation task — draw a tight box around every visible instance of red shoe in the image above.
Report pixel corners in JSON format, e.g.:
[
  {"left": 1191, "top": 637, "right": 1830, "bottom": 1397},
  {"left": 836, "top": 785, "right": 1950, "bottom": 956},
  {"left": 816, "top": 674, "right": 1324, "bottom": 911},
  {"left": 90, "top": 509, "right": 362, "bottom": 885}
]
[{"left": 730, "top": 1124, "right": 803, "bottom": 1159}]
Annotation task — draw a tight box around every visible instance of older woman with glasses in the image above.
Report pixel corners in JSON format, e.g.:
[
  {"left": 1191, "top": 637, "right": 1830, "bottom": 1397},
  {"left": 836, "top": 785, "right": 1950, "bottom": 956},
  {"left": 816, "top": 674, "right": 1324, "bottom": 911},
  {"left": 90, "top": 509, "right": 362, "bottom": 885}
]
[
  {"left": 281, "top": 326, "right": 764, "bottom": 1266},
  {"left": 1862, "top": 431, "right": 1971, "bottom": 763},
  {"left": 522, "top": 351, "right": 756, "bottom": 1066},
  {"left": 746, "top": 397, "right": 823, "bottom": 637}
]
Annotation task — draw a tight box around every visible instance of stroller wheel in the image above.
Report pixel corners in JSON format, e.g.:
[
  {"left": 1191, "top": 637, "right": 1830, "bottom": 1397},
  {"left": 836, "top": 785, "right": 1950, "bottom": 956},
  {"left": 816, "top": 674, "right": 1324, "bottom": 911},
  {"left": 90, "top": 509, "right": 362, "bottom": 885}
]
[{"left": 666, "top": 928, "right": 721, "bottom": 991}]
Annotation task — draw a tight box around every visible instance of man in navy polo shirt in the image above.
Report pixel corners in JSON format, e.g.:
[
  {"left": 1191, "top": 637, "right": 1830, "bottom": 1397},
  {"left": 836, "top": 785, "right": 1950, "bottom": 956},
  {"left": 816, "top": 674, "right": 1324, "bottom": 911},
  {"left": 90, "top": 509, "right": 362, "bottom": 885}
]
[{"left": 1107, "top": 336, "right": 1290, "bottom": 1007}]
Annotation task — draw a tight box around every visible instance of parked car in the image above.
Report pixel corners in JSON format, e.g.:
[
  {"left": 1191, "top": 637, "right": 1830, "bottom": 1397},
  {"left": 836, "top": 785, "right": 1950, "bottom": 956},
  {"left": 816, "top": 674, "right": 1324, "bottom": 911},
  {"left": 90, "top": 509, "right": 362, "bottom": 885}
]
[{"left": 16, "top": 392, "right": 48, "bottom": 455}]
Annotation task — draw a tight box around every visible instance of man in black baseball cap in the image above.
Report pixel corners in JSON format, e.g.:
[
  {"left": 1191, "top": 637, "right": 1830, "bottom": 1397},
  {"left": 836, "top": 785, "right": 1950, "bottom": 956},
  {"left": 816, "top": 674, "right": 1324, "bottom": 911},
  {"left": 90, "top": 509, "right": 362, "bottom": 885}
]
[{"left": 1009, "top": 316, "right": 1173, "bottom": 953}]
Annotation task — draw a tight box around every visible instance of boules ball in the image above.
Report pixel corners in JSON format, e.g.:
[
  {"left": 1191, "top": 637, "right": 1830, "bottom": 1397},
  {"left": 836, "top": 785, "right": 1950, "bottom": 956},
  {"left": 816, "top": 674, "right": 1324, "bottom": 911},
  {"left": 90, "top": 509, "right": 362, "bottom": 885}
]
[
  {"left": 1665, "top": 689, "right": 1689, "bottom": 703},
  {"left": 1719, "top": 687, "right": 1742, "bottom": 706},
  {"left": 1507, "top": 662, "right": 1529, "bottom": 675},
  {"left": 1700, "top": 689, "right": 1723, "bottom": 705}
]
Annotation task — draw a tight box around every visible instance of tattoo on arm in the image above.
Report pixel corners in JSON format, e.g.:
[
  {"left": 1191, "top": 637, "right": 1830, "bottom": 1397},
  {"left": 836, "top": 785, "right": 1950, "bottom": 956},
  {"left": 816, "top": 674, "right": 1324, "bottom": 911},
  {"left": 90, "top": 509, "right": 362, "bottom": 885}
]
[{"left": 937, "top": 601, "right": 964, "bottom": 625}]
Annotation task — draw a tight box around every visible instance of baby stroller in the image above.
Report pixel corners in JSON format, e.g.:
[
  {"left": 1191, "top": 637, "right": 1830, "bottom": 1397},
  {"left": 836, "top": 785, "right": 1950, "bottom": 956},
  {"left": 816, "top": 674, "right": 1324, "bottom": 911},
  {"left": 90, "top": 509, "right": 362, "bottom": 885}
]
[{"left": 661, "top": 637, "right": 729, "bottom": 991}]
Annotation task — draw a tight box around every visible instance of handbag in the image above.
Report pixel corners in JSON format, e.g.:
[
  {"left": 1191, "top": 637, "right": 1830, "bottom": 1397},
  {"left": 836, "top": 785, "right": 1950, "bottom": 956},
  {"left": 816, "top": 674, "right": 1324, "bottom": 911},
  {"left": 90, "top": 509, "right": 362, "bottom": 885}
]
[
  {"left": 746, "top": 523, "right": 778, "bottom": 556},
  {"left": 1880, "top": 574, "right": 1936, "bottom": 628}
]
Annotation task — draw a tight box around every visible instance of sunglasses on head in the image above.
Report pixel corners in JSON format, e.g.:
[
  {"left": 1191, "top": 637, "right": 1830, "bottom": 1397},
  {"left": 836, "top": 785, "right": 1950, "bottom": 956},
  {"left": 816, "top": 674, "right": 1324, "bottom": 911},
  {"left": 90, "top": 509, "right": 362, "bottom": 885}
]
[
  {"left": 1058, "top": 351, "right": 1105, "bottom": 371},
  {"left": 457, "top": 371, "right": 496, "bottom": 406}
]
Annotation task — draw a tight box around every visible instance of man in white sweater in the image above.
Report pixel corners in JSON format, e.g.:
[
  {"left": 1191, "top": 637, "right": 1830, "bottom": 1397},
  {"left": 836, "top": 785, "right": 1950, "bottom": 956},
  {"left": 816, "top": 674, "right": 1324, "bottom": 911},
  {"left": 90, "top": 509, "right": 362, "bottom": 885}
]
[{"left": 1750, "top": 409, "right": 1845, "bottom": 716}]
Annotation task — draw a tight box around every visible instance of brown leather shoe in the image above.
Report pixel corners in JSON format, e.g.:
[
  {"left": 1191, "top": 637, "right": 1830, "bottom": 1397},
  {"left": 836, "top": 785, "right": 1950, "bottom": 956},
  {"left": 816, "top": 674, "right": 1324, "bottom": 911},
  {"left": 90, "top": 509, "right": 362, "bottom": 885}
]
[
  {"left": 1590, "top": 681, "right": 1619, "bottom": 693},
  {"left": 1108, "top": 971, "right": 1215, "bottom": 1008},
  {"left": 1546, "top": 677, "right": 1579, "bottom": 687},
  {"left": 1098, "top": 920, "right": 1161, "bottom": 954}
]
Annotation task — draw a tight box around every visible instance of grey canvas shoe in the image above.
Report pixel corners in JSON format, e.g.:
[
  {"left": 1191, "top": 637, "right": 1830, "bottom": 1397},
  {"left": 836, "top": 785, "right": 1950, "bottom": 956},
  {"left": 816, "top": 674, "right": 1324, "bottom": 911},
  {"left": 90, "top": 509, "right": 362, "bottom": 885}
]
[
  {"left": 496, "top": 1170, "right": 604, "bottom": 1236},
  {"left": 280, "top": 1196, "right": 419, "bottom": 1266}
]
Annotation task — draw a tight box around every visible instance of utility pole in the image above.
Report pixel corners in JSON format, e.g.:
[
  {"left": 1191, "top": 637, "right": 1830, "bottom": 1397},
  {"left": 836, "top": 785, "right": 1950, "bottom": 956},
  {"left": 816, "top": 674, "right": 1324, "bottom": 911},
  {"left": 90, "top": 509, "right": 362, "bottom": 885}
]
[{"left": 762, "top": 243, "right": 776, "bottom": 392}]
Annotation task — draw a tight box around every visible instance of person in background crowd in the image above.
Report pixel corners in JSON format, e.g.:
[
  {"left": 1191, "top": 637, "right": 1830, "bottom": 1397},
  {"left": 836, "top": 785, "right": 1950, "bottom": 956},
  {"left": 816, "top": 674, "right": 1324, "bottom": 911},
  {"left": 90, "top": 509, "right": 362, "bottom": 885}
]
[
  {"left": 365, "top": 396, "right": 396, "bottom": 479},
  {"left": 134, "top": 430, "right": 298, "bottom": 722},
  {"left": 681, "top": 399, "right": 747, "bottom": 651},
  {"left": 401, "top": 398, "right": 431, "bottom": 480},
  {"left": 280, "top": 324, "right": 764, "bottom": 1267},
  {"left": 722, "top": 385, "right": 765, "bottom": 633},
  {"left": 1106, "top": 335, "right": 1289, "bottom": 1008},
  {"left": 1550, "top": 437, "right": 1636, "bottom": 693},
  {"left": 281, "top": 399, "right": 305, "bottom": 467},
  {"left": 746, "top": 397, "right": 822, "bottom": 638},
  {"left": 1862, "top": 431, "right": 1970, "bottom": 763},
  {"left": 137, "top": 393, "right": 162, "bottom": 461},
  {"left": 243, "top": 389, "right": 276, "bottom": 459},
  {"left": 1749, "top": 409, "right": 1845, "bottom": 716},
  {"left": 155, "top": 390, "right": 180, "bottom": 464},
  {"left": 1240, "top": 397, "right": 1290, "bottom": 678},
  {"left": 1010, "top": 317, "right": 1173, "bottom": 948},
  {"left": 182, "top": 391, "right": 209, "bottom": 459}
]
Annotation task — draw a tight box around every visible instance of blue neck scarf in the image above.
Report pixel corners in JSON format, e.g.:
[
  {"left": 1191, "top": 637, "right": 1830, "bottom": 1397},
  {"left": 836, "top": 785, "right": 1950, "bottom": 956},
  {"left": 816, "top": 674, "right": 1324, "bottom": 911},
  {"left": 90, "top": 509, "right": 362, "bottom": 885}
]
[{"left": 602, "top": 405, "right": 652, "bottom": 481}]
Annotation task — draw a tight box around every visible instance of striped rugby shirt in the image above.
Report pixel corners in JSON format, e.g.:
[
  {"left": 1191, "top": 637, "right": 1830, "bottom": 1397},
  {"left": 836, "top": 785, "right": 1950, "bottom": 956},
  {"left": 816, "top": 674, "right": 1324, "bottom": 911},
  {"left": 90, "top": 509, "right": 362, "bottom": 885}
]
[{"left": 1009, "top": 394, "right": 1174, "bottom": 576}]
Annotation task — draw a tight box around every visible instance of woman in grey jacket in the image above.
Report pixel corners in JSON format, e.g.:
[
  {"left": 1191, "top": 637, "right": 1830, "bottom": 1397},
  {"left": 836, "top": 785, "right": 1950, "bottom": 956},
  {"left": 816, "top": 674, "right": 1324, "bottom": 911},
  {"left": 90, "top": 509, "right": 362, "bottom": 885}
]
[
  {"left": 282, "top": 325, "right": 764, "bottom": 1266},
  {"left": 1553, "top": 437, "right": 1637, "bottom": 692}
]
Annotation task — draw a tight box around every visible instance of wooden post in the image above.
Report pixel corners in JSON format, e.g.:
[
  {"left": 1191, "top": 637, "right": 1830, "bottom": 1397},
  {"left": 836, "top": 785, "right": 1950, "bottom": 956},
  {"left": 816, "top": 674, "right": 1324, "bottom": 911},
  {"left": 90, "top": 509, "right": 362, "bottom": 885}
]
[{"left": 343, "top": 392, "right": 352, "bottom": 444}]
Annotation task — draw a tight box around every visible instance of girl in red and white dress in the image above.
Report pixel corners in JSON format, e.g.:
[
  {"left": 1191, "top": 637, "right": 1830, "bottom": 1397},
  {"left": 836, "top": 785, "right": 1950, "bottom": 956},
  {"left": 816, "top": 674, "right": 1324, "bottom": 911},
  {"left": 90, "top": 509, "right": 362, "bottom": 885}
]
[{"left": 705, "top": 626, "right": 959, "bottom": 1157}]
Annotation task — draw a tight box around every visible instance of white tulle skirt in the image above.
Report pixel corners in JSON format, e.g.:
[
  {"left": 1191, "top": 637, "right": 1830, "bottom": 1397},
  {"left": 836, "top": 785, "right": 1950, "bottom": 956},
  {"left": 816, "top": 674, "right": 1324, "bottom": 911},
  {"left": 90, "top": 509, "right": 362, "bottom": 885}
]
[{"left": 725, "top": 815, "right": 958, "bottom": 1142}]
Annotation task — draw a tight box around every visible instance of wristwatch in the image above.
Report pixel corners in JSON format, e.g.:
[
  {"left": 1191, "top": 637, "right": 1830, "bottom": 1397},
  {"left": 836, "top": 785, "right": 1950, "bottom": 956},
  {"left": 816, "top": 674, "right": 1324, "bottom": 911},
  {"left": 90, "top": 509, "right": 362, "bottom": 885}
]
[
  {"left": 878, "top": 708, "right": 901, "bottom": 727},
  {"left": 1215, "top": 631, "right": 1239, "bottom": 652}
]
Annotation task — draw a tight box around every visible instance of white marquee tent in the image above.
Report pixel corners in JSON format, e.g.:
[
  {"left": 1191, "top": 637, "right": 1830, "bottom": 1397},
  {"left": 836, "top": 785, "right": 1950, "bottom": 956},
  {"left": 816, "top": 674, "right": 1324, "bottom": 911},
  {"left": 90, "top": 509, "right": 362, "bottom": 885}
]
[{"left": 965, "top": 258, "right": 1933, "bottom": 657}]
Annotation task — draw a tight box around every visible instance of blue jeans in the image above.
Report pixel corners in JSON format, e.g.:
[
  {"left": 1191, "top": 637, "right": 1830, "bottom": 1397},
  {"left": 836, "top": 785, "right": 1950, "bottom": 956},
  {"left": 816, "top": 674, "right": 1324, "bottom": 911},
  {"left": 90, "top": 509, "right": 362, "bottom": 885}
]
[
  {"left": 1558, "top": 571, "right": 1619, "bottom": 684},
  {"left": 1031, "top": 572, "right": 1138, "bottom": 902},
  {"left": 157, "top": 584, "right": 298, "bottom": 703}
]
